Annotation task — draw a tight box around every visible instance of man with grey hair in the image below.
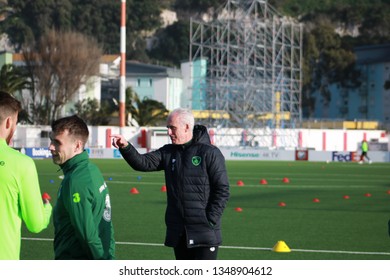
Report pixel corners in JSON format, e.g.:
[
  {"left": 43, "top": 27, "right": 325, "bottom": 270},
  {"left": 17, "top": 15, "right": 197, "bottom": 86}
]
[{"left": 112, "top": 108, "right": 230, "bottom": 260}]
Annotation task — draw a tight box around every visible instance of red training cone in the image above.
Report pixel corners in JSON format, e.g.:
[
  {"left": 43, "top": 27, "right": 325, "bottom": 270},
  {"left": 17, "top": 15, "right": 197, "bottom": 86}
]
[
  {"left": 312, "top": 198, "right": 320, "bottom": 203},
  {"left": 260, "top": 179, "right": 268, "bottom": 185},
  {"left": 278, "top": 202, "right": 286, "bottom": 207},
  {"left": 130, "top": 187, "right": 139, "bottom": 194},
  {"left": 236, "top": 180, "right": 244, "bottom": 186},
  {"left": 161, "top": 185, "right": 167, "bottom": 192},
  {"left": 282, "top": 177, "right": 290, "bottom": 183},
  {"left": 234, "top": 207, "right": 243, "bottom": 212}
]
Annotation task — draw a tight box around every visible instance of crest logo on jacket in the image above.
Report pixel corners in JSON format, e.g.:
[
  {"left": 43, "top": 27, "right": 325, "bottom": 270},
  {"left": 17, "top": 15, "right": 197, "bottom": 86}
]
[
  {"left": 103, "top": 194, "right": 112, "bottom": 222},
  {"left": 192, "top": 156, "right": 201, "bottom": 166}
]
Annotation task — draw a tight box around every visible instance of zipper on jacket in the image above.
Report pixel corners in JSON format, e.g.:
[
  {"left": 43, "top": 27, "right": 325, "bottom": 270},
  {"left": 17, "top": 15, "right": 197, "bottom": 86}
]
[{"left": 172, "top": 149, "right": 185, "bottom": 221}]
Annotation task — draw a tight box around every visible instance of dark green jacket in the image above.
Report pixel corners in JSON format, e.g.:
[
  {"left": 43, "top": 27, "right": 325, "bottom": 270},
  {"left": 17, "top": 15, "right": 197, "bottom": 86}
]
[{"left": 53, "top": 151, "right": 115, "bottom": 259}]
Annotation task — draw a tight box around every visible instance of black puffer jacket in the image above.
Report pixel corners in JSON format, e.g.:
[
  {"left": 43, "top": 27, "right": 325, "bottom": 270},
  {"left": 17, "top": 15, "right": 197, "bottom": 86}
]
[{"left": 119, "top": 125, "right": 230, "bottom": 248}]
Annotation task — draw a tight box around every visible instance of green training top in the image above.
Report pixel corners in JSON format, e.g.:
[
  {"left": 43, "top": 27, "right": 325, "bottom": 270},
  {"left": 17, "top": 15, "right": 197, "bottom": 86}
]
[
  {"left": 0, "top": 139, "right": 52, "bottom": 260},
  {"left": 362, "top": 141, "right": 369, "bottom": 152},
  {"left": 53, "top": 151, "right": 115, "bottom": 259}
]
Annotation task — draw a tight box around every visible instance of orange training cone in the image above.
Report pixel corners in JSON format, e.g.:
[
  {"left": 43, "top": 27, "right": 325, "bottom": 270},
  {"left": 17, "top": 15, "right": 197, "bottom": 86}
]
[{"left": 130, "top": 187, "right": 139, "bottom": 194}]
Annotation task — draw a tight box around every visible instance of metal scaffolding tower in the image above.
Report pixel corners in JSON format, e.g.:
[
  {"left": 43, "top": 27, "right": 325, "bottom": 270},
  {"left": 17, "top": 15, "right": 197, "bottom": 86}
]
[{"left": 189, "top": 0, "right": 303, "bottom": 145}]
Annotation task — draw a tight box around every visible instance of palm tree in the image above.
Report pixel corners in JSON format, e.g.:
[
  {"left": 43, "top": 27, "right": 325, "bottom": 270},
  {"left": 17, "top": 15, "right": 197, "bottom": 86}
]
[
  {"left": 0, "top": 64, "right": 30, "bottom": 94},
  {"left": 0, "top": 63, "right": 33, "bottom": 123},
  {"left": 125, "top": 87, "right": 169, "bottom": 126},
  {"left": 72, "top": 98, "right": 114, "bottom": 125}
]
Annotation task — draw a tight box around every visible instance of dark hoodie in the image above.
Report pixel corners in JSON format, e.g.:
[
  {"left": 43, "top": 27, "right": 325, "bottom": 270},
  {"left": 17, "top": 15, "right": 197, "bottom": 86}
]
[{"left": 119, "top": 124, "right": 230, "bottom": 248}]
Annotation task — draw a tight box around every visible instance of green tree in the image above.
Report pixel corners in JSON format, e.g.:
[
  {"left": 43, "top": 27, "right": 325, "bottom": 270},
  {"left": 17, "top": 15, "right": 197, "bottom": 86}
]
[
  {"left": 71, "top": 98, "right": 113, "bottom": 125},
  {"left": 0, "top": 64, "right": 30, "bottom": 94},
  {"left": 174, "top": 0, "right": 225, "bottom": 14},
  {"left": 0, "top": 1, "right": 11, "bottom": 20},
  {"left": 71, "top": 0, "right": 163, "bottom": 56},
  {"left": 2, "top": 0, "right": 163, "bottom": 56},
  {"left": 70, "top": 0, "right": 119, "bottom": 54},
  {"left": 125, "top": 0, "right": 164, "bottom": 60},
  {"left": 1, "top": 0, "right": 72, "bottom": 50},
  {"left": 125, "top": 87, "right": 168, "bottom": 126},
  {"left": 358, "top": 3, "right": 390, "bottom": 44},
  {"left": 0, "top": 63, "right": 32, "bottom": 123},
  {"left": 276, "top": 0, "right": 390, "bottom": 45},
  {"left": 148, "top": 20, "right": 190, "bottom": 66},
  {"left": 301, "top": 21, "right": 358, "bottom": 118}
]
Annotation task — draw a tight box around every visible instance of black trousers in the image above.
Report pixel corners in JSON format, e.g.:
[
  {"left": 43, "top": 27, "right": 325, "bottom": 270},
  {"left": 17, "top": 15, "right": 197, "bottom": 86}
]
[{"left": 173, "top": 233, "right": 219, "bottom": 260}]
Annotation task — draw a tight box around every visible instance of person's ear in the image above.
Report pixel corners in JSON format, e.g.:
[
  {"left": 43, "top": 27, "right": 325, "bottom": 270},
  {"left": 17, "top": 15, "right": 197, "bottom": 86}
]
[
  {"left": 75, "top": 140, "right": 83, "bottom": 152},
  {"left": 5, "top": 117, "right": 12, "bottom": 129}
]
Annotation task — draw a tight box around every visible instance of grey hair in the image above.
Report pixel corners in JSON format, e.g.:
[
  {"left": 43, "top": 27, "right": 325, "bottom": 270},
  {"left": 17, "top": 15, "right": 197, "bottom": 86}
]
[{"left": 169, "top": 108, "right": 195, "bottom": 130}]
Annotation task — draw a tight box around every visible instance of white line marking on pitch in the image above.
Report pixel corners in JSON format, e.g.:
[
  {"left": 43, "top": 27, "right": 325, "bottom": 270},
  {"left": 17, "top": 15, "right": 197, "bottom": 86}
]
[{"left": 22, "top": 237, "right": 390, "bottom": 256}]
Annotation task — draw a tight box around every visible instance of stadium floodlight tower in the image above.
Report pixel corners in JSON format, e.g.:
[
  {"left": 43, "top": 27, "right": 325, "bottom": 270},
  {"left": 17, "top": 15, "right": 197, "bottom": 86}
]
[{"left": 189, "top": 0, "right": 303, "bottom": 148}]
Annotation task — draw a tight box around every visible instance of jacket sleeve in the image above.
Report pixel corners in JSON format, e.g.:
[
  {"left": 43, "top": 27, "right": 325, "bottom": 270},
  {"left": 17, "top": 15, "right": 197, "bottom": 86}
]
[
  {"left": 19, "top": 157, "right": 52, "bottom": 233},
  {"left": 206, "top": 148, "right": 230, "bottom": 225},
  {"left": 66, "top": 177, "right": 104, "bottom": 259},
  {"left": 119, "top": 142, "right": 164, "bottom": 171}
]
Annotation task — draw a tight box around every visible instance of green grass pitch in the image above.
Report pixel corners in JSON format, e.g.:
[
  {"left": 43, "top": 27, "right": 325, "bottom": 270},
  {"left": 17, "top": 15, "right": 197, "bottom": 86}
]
[{"left": 20, "top": 159, "right": 390, "bottom": 260}]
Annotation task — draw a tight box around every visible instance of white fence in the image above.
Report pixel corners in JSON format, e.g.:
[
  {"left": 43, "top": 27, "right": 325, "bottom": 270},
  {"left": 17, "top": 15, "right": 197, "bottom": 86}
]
[{"left": 13, "top": 125, "right": 389, "bottom": 152}]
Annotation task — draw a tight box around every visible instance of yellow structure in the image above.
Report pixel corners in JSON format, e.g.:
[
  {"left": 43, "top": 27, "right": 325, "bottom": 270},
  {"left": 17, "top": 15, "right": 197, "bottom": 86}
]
[
  {"left": 192, "top": 110, "right": 230, "bottom": 120},
  {"left": 192, "top": 110, "right": 290, "bottom": 121},
  {"left": 301, "top": 120, "right": 379, "bottom": 130}
]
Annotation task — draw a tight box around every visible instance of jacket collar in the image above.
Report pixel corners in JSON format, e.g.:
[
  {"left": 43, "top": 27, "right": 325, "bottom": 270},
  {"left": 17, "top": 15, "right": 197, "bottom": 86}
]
[
  {"left": 60, "top": 150, "right": 89, "bottom": 174},
  {"left": 175, "top": 125, "right": 211, "bottom": 150}
]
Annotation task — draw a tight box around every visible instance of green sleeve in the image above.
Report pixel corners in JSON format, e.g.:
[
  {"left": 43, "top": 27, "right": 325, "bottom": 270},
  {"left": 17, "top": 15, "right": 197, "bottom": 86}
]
[
  {"left": 109, "top": 220, "right": 116, "bottom": 260},
  {"left": 19, "top": 157, "right": 52, "bottom": 233}
]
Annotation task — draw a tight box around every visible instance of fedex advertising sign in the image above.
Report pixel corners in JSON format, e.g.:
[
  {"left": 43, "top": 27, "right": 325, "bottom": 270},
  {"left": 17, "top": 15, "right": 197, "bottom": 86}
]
[{"left": 331, "top": 151, "right": 359, "bottom": 162}]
